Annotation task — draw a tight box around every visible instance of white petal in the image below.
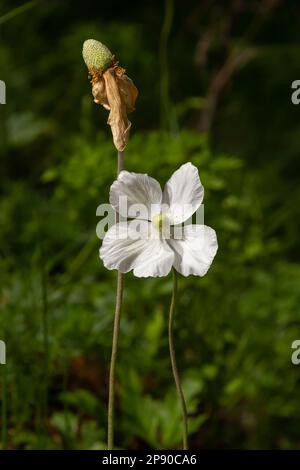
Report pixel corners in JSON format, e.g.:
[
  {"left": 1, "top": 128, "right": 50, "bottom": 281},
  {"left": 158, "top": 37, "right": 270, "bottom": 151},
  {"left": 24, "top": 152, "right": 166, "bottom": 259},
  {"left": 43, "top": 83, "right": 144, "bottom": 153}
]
[
  {"left": 168, "top": 225, "right": 218, "bottom": 277},
  {"left": 100, "top": 221, "right": 174, "bottom": 278},
  {"left": 110, "top": 171, "right": 162, "bottom": 220},
  {"left": 162, "top": 162, "right": 204, "bottom": 224}
]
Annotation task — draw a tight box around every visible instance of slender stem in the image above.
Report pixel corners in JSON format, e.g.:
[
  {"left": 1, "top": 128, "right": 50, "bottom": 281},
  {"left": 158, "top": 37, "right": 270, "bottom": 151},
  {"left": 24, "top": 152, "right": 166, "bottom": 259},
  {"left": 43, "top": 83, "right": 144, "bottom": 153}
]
[
  {"left": 1, "top": 365, "right": 7, "bottom": 449},
  {"left": 0, "top": 1, "right": 37, "bottom": 26},
  {"left": 41, "top": 269, "right": 49, "bottom": 423},
  {"left": 107, "top": 150, "right": 124, "bottom": 450},
  {"left": 40, "top": 240, "right": 49, "bottom": 430},
  {"left": 168, "top": 268, "right": 188, "bottom": 450},
  {"left": 63, "top": 359, "right": 71, "bottom": 449},
  {"left": 117, "top": 150, "right": 124, "bottom": 175},
  {"left": 159, "top": 0, "right": 174, "bottom": 130}
]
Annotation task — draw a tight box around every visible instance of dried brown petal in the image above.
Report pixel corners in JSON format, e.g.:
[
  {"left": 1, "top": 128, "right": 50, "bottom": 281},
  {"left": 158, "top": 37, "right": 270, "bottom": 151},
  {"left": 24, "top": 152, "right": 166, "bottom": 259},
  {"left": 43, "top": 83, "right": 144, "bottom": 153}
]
[
  {"left": 89, "top": 64, "right": 138, "bottom": 151},
  {"left": 117, "top": 74, "right": 138, "bottom": 113},
  {"left": 103, "top": 68, "right": 131, "bottom": 151},
  {"left": 92, "top": 76, "right": 110, "bottom": 109}
]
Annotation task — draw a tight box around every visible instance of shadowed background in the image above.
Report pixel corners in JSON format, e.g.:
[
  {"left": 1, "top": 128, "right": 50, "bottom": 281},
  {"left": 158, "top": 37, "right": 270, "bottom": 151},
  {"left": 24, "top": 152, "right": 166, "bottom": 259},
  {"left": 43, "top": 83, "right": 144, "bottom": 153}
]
[{"left": 1, "top": 0, "right": 300, "bottom": 449}]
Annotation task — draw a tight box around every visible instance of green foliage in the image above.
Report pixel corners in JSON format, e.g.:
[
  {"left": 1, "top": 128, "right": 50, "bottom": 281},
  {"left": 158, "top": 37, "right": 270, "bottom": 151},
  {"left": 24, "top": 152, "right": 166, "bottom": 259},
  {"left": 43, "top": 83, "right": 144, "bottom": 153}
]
[
  {"left": 1, "top": 128, "right": 299, "bottom": 449},
  {"left": 120, "top": 369, "right": 206, "bottom": 449},
  {"left": 1, "top": 0, "right": 300, "bottom": 451}
]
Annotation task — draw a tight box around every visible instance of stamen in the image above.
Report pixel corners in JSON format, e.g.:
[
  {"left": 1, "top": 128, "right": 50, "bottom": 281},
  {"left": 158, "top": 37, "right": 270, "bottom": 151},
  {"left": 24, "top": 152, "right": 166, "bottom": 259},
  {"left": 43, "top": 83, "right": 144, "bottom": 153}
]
[{"left": 152, "top": 213, "right": 164, "bottom": 231}]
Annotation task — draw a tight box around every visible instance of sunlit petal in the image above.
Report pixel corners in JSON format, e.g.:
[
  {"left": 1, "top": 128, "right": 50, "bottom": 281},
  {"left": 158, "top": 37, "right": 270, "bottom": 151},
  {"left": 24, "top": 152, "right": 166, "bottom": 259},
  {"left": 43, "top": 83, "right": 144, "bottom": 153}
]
[
  {"left": 110, "top": 171, "right": 162, "bottom": 220},
  {"left": 100, "top": 221, "right": 174, "bottom": 277},
  {"left": 162, "top": 163, "right": 204, "bottom": 224},
  {"left": 168, "top": 224, "right": 217, "bottom": 277}
]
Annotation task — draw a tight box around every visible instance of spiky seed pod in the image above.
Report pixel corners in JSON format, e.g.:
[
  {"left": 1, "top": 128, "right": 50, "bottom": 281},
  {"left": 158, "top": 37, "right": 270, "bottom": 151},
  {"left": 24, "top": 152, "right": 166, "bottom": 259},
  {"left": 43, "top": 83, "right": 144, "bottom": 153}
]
[{"left": 82, "top": 39, "right": 114, "bottom": 73}]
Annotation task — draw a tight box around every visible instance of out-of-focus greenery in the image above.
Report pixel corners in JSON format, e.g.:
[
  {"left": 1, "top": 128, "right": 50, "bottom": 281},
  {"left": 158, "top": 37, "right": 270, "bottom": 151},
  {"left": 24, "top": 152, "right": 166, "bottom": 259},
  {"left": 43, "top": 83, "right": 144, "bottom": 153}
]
[{"left": 1, "top": 0, "right": 300, "bottom": 450}]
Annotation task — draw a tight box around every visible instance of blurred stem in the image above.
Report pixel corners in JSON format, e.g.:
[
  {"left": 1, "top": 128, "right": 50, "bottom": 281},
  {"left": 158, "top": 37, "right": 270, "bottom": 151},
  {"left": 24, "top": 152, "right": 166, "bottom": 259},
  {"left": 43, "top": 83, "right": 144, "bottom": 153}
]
[
  {"left": 1, "top": 365, "right": 7, "bottom": 449},
  {"left": 168, "top": 268, "right": 188, "bottom": 450},
  {"left": 159, "top": 0, "right": 174, "bottom": 130},
  {"left": 107, "top": 150, "right": 124, "bottom": 450},
  {"left": 41, "top": 266, "right": 49, "bottom": 421},
  {"left": 38, "top": 231, "right": 49, "bottom": 434},
  {"left": 63, "top": 359, "right": 71, "bottom": 449},
  {"left": 0, "top": 106, "right": 7, "bottom": 157},
  {"left": 0, "top": 1, "right": 37, "bottom": 25}
]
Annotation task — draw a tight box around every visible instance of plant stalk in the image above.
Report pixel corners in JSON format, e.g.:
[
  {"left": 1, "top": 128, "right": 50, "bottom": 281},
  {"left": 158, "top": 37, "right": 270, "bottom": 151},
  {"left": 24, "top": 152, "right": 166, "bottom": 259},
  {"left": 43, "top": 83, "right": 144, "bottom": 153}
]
[
  {"left": 168, "top": 268, "right": 188, "bottom": 450},
  {"left": 107, "top": 150, "right": 124, "bottom": 450},
  {"left": 41, "top": 257, "right": 49, "bottom": 426},
  {"left": 159, "top": 0, "right": 174, "bottom": 130},
  {"left": 1, "top": 364, "right": 7, "bottom": 449}
]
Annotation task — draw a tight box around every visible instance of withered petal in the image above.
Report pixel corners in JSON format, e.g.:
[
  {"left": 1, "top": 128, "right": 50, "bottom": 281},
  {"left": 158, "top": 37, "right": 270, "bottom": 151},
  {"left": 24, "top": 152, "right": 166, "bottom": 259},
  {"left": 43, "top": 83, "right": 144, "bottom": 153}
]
[
  {"left": 92, "top": 77, "right": 109, "bottom": 107},
  {"left": 117, "top": 75, "right": 138, "bottom": 113},
  {"left": 103, "top": 68, "right": 132, "bottom": 151}
]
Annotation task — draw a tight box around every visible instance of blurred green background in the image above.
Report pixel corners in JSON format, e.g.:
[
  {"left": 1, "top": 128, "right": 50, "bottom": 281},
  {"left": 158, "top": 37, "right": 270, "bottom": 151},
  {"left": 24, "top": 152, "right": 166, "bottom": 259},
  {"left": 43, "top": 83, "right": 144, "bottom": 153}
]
[{"left": 1, "top": 0, "right": 300, "bottom": 450}]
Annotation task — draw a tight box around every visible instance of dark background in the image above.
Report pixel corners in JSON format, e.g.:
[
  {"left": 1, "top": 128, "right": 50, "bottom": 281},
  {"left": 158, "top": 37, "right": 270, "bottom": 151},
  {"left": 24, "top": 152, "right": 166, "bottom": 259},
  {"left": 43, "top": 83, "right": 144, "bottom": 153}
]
[{"left": 1, "top": 0, "right": 300, "bottom": 449}]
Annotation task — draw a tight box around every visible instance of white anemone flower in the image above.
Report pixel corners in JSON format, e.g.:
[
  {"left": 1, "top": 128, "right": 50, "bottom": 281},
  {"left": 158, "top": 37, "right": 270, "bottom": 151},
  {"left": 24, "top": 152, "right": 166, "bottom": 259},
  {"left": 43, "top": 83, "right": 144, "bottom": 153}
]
[{"left": 100, "top": 163, "right": 218, "bottom": 277}]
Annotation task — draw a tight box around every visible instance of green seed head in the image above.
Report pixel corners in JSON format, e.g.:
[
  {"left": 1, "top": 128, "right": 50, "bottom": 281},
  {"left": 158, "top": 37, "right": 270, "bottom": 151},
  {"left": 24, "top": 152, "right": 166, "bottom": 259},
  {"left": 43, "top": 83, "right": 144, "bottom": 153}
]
[{"left": 82, "top": 39, "right": 114, "bottom": 72}]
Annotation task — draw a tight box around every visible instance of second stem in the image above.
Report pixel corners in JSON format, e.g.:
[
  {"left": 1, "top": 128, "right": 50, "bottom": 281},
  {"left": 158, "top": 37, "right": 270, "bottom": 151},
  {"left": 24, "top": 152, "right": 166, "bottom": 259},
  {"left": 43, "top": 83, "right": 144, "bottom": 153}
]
[{"left": 168, "top": 268, "right": 188, "bottom": 450}]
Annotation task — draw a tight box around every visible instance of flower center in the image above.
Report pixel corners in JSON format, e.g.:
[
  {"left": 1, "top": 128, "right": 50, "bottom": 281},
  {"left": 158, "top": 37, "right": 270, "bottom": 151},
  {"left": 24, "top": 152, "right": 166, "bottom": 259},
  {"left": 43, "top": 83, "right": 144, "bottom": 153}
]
[{"left": 152, "top": 213, "right": 165, "bottom": 231}]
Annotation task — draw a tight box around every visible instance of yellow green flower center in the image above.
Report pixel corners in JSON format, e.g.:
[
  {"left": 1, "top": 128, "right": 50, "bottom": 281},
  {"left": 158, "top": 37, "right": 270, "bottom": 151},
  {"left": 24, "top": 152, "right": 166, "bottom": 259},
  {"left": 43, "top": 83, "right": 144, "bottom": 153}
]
[{"left": 152, "top": 213, "right": 165, "bottom": 231}]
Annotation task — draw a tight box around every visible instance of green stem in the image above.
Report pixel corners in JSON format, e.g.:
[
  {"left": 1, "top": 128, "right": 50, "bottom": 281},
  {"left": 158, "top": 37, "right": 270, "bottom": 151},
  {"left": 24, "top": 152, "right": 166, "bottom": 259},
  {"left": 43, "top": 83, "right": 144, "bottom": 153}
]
[
  {"left": 168, "top": 268, "right": 188, "bottom": 450},
  {"left": 35, "top": 220, "right": 49, "bottom": 449},
  {"left": 107, "top": 150, "right": 124, "bottom": 450},
  {"left": 159, "top": 0, "right": 174, "bottom": 130},
  {"left": 1, "top": 364, "right": 7, "bottom": 449},
  {"left": 0, "top": 1, "right": 37, "bottom": 26},
  {"left": 40, "top": 243, "right": 49, "bottom": 428},
  {"left": 62, "top": 359, "right": 71, "bottom": 449}
]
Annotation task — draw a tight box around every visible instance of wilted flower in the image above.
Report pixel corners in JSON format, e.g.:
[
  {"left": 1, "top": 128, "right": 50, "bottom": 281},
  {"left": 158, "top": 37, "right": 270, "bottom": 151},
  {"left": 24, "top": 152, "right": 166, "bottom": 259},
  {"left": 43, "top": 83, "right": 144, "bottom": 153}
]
[
  {"left": 100, "top": 163, "right": 218, "bottom": 277},
  {"left": 82, "top": 39, "right": 138, "bottom": 151}
]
